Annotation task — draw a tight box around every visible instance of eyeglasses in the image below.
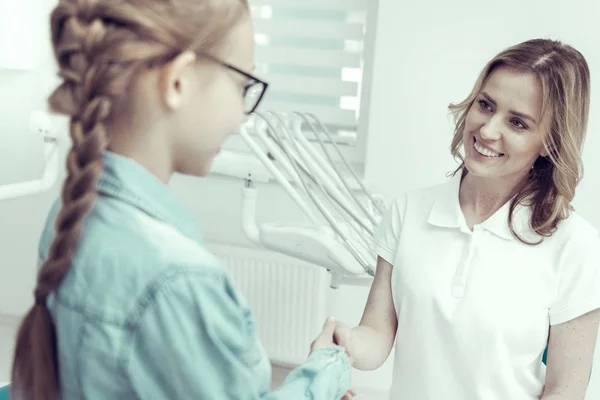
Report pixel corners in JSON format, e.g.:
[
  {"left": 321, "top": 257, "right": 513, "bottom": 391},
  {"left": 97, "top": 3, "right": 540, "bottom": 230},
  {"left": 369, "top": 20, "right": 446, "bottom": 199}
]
[
  {"left": 147, "top": 52, "right": 269, "bottom": 115},
  {"left": 205, "top": 55, "right": 269, "bottom": 114}
]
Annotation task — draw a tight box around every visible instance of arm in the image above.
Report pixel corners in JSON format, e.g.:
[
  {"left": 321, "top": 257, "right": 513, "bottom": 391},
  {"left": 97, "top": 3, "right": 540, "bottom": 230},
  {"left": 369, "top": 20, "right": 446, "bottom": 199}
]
[
  {"left": 543, "top": 229, "right": 600, "bottom": 399},
  {"left": 541, "top": 309, "right": 600, "bottom": 400},
  {"left": 336, "top": 196, "right": 404, "bottom": 371},
  {"left": 340, "top": 256, "right": 398, "bottom": 371},
  {"left": 125, "top": 269, "right": 351, "bottom": 400},
  {"left": 332, "top": 197, "right": 403, "bottom": 371}
]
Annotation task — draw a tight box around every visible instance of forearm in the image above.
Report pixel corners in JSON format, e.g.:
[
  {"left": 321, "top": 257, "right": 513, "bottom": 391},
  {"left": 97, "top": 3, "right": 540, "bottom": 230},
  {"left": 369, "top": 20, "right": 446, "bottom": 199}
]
[
  {"left": 350, "top": 325, "right": 395, "bottom": 371},
  {"left": 348, "top": 256, "right": 397, "bottom": 371}
]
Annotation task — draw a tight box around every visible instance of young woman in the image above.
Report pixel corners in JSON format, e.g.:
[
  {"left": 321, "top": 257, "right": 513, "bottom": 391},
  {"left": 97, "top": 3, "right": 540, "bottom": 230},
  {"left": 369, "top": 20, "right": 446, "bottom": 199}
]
[
  {"left": 10, "top": 1, "right": 353, "bottom": 399},
  {"left": 334, "top": 39, "right": 600, "bottom": 399}
]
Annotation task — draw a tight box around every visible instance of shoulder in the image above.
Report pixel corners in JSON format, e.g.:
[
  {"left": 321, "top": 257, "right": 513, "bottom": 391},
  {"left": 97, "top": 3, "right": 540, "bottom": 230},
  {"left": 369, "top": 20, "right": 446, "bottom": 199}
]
[
  {"left": 385, "top": 178, "right": 453, "bottom": 218},
  {"left": 538, "top": 211, "right": 600, "bottom": 273},
  {"left": 51, "top": 196, "right": 226, "bottom": 323},
  {"left": 406, "top": 180, "right": 450, "bottom": 203},
  {"left": 558, "top": 211, "right": 598, "bottom": 236},
  {"left": 553, "top": 211, "right": 600, "bottom": 253}
]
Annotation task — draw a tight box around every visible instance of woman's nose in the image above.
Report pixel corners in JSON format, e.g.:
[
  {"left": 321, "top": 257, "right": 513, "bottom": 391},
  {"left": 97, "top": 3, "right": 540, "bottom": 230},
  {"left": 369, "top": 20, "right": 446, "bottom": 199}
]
[{"left": 479, "top": 116, "right": 502, "bottom": 141}]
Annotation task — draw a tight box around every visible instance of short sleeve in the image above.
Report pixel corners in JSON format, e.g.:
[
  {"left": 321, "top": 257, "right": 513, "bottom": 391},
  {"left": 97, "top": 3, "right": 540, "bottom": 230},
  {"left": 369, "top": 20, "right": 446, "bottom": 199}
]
[
  {"left": 124, "top": 269, "right": 351, "bottom": 399},
  {"left": 549, "top": 231, "right": 600, "bottom": 326},
  {"left": 371, "top": 195, "right": 405, "bottom": 265}
]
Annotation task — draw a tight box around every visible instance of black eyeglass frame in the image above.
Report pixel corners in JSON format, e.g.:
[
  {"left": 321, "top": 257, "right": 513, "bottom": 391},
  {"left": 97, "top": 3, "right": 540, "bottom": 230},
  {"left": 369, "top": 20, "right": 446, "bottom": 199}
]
[
  {"left": 202, "top": 54, "right": 269, "bottom": 114},
  {"left": 147, "top": 52, "right": 269, "bottom": 115}
]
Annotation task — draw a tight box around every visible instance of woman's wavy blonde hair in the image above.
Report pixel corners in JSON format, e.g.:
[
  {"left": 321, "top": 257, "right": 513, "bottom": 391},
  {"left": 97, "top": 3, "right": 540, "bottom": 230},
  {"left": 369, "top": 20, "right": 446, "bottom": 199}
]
[
  {"left": 11, "top": 0, "right": 248, "bottom": 399},
  {"left": 448, "top": 38, "right": 591, "bottom": 245}
]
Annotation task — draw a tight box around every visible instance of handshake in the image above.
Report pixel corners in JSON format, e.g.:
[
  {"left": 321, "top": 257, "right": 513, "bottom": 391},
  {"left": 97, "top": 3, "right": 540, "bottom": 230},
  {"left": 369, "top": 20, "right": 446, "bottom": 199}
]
[{"left": 309, "top": 317, "right": 357, "bottom": 400}]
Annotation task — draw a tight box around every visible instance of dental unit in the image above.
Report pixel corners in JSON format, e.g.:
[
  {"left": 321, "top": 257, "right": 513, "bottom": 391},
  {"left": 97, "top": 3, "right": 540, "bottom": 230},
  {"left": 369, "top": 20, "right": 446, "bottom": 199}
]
[
  {"left": 211, "top": 111, "right": 383, "bottom": 288},
  {"left": 2, "top": 111, "right": 383, "bottom": 288}
]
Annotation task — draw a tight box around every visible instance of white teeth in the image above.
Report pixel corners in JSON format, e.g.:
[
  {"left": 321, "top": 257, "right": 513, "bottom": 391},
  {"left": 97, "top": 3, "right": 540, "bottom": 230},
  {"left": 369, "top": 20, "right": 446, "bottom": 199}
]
[{"left": 474, "top": 141, "right": 501, "bottom": 157}]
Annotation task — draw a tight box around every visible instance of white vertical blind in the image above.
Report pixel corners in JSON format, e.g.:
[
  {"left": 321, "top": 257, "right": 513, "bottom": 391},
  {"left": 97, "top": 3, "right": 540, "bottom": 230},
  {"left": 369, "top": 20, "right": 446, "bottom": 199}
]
[{"left": 249, "top": 0, "right": 369, "bottom": 139}]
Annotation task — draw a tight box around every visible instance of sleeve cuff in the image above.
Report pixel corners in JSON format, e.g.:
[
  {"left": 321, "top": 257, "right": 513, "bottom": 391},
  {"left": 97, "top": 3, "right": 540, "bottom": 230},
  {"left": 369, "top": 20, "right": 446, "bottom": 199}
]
[
  {"left": 285, "top": 346, "right": 351, "bottom": 399},
  {"left": 549, "top": 295, "right": 600, "bottom": 325},
  {"left": 371, "top": 240, "right": 396, "bottom": 265}
]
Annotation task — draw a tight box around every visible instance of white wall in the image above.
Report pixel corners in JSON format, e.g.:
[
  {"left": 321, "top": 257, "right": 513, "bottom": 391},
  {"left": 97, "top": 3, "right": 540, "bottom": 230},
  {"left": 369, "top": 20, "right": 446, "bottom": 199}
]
[{"left": 1, "top": 0, "right": 599, "bottom": 397}]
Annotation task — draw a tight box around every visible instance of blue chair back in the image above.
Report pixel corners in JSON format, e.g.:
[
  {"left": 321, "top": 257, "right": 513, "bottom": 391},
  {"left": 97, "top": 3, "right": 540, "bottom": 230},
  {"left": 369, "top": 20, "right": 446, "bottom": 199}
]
[
  {"left": 0, "top": 384, "right": 9, "bottom": 400},
  {"left": 542, "top": 346, "right": 548, "bottom": 365}
]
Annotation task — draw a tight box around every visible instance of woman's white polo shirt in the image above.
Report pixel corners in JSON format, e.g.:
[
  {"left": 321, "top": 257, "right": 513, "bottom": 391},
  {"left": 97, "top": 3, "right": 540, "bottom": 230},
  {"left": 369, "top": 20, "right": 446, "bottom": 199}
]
[{"left": 373, "top": 172, "right": 600, "bottom": 399}]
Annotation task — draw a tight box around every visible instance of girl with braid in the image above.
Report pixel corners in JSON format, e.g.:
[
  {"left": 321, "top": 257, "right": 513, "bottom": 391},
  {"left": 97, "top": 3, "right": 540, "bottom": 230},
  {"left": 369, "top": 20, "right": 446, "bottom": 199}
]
[{"left": 10, "top": 1, "right": 353, "bottom": 399}]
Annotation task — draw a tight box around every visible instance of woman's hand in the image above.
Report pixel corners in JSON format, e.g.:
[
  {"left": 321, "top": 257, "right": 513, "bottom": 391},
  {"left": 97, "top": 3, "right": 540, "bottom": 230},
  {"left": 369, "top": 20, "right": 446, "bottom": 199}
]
[
  {"left": 333, "top": 321, "right": 355, "bottom": 359},
  {"left": 310, "top": 317, "right": 354, "bottom": 365},
  {"left": 310, "top": 317, "right": 341, "bottom": 353}
]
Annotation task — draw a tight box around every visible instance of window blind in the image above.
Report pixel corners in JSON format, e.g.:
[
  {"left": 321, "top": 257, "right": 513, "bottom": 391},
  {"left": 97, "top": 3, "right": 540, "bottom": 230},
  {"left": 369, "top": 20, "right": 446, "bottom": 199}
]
[{"left": 249, "top": 0, "right": 370, "bottom": 142}]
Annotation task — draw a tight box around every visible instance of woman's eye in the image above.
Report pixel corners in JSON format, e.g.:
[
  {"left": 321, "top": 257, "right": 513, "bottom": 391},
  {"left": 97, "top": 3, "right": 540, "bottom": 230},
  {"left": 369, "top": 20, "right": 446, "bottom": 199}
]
[
  {"left": 511, "top": 118, "right": 527, "bottom": 130},
  {"left": 478, "top": 99, "right": 492, "bottom": 111}
]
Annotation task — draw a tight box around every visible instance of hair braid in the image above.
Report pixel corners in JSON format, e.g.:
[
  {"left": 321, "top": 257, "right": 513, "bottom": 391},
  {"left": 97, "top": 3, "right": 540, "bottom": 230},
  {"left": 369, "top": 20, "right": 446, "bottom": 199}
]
[{"left": 11, "top": 3, "right": 120, "bottom": 399}]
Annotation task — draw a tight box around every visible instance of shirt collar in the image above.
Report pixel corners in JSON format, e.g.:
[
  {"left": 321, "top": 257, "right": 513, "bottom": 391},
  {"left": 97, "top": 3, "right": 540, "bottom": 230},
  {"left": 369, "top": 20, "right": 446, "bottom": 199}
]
[
  {"left": 427, "top": 169, "right": 534, "bottom": 241},
  {"left": 427, "top": 171, "right": 465, "bottom": 229},
  {"left": 97, "top": 151, "right": 203, "bottom": 243}
]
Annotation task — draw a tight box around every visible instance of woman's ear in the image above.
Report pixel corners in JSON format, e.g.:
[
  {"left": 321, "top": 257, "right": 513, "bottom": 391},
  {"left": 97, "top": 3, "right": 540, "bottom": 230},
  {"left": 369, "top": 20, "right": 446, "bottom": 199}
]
[{"left": 158, "top": 50, "right": 197, "bottom": 111}]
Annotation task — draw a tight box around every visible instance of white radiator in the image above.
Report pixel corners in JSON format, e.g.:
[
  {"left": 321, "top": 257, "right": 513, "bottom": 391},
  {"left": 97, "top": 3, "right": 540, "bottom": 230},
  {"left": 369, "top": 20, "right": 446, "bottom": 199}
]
[{"left": 207, "top": 243, "right": 330, "bottom": 367}]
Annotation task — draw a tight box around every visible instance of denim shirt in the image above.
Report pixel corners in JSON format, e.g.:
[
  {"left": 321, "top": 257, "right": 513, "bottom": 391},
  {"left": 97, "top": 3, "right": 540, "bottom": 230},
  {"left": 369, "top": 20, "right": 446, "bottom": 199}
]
[{"left": 39, "top": 151, "right": 351, "bottom": 399}]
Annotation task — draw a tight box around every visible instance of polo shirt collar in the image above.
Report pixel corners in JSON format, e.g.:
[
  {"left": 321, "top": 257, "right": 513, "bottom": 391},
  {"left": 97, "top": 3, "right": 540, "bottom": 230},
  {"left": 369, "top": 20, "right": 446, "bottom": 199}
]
[{"left": 427, "top": 169, "right": 535, "bottom": 241}]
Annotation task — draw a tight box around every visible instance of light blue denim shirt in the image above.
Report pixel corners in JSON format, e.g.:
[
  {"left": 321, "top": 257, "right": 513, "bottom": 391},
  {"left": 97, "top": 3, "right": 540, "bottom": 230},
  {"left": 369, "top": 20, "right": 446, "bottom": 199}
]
[{"left": 39, "top": 151, "right": 351, "bottom": 399}]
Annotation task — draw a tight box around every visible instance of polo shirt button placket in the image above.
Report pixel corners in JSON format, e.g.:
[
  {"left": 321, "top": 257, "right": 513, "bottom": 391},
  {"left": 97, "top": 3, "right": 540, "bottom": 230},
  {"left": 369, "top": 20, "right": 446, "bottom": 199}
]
[{"left": 452, "top": 225, "right": 483, "bottom": 298}]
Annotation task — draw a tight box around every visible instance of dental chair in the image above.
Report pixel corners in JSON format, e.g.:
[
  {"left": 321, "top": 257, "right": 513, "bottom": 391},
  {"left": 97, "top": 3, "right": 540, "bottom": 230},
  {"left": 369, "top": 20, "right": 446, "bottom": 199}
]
[
  {"left": 542, "top": 347, "right": 548, "bottom": 364},
  {"left": 0, "top": 382, "right": 8, "bottom": 400}
]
